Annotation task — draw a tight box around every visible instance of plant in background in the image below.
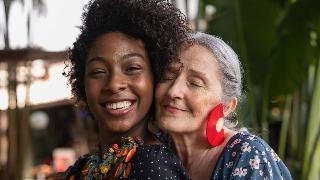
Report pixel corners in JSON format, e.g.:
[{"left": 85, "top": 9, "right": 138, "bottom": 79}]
[{"left": 196, "top": 0, "right": 320, "bottom": 179}]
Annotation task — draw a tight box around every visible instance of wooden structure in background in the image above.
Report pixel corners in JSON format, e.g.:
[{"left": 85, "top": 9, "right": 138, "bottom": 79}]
[
  {"left": 0, "top": 48, "right": 67, "bottom": 62},
  {"left": 0, "top": 48, "right": 68, "bottom": 180}
]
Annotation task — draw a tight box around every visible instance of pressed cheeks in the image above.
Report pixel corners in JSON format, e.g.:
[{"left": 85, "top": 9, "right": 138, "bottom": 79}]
[{"left": 84, "top": 32, "right": 154, "bottom": 134}]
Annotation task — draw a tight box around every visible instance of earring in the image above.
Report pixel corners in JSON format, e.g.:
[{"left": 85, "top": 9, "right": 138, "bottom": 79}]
[{"left": 206, "top": 103, "right": 225, "bottom": 147}]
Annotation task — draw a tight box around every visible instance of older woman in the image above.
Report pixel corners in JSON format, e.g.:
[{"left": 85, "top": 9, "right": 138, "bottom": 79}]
[{"left": 155, "top": 32, "right": 292, "bottom": 179}]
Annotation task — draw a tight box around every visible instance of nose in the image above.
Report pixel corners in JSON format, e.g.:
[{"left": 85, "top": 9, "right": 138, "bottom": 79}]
[
  {"left": 104, "top": 70, "right": 127, "bottom": 93},
  {"left": 166, "top": 76, "right": 185, "bottom": 100}
]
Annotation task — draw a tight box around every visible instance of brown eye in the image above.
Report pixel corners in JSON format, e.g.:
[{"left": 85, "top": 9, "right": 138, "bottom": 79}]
[
  {"left": 88, "top": 68, "right": 107, "bottom": 78},
  {"left": 124, "top": 64, "right": 143, "bottom": 74}
]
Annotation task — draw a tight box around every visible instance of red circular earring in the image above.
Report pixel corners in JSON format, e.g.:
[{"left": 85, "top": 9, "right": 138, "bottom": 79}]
[{"left": 206, "top": 103, "right": 225, "bottom": 147}]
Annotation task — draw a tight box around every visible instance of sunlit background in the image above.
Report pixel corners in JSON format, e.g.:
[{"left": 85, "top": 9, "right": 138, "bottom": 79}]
[
  {"left": 0, "top": 0, "right": 86, "bottom": 109},
  {"left": 0, "top": 0, "right": 200, "bottom": 108}
]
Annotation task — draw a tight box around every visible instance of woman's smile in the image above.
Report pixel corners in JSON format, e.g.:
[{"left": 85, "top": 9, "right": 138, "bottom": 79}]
[
  {"left": 163, "top": 104, "right": 187, "bottom": 114},
  {"left": 103, "top": 100, "right": 136, "bottom": 117},
  {"left": 85, "top": 32, "right": 154, "bottom": 133}
]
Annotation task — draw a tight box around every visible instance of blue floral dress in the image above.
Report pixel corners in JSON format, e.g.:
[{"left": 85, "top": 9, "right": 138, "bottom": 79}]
[{"left": 211, "top": 131, "right": 292, "bottom": 179}]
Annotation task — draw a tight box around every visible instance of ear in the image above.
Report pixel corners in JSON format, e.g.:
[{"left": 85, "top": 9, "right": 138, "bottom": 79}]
[{"left": 223, "top": 97, "right": 237, "bottom": 117}]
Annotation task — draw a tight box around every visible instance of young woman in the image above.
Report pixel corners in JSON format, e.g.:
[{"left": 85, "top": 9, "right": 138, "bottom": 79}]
[
  {"left": 156, "top": 32, "right": 292, "bottom": 179},
  {"left": 64, "top": 0, "right": 190, "bottom": 179}
]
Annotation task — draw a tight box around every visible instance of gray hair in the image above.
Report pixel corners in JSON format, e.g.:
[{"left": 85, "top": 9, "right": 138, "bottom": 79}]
[{"left": 185, "top": 32, "right": 243, "bottom": 128}]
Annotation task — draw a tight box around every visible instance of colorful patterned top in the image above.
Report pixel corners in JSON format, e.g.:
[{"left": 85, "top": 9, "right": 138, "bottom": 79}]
[
  {"left": 65, "top": 139, "right": 189, "bottom": 179},
  {"left": 211, "top": 131, "right": 292, "bottom": 179}
]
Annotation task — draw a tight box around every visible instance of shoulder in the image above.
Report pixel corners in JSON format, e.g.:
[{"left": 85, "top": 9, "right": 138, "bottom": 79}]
[
  {"left": 212, "top": 131, "right": 292, "bottom": 179},
  {"left": 226, "top": 131, "right": 276, "bottom": 156},
  {"left": 129, "top": 144, "right": 189, "bottom": 179}
]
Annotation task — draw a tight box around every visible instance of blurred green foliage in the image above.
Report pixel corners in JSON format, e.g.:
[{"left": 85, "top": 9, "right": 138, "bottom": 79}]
[{"left": 199, "top": 0, "right": 320, "bottom": 179}]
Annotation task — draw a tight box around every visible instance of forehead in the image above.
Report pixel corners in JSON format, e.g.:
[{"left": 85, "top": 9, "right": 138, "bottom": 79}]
[
  {"left": 176, "top": 44, "right": 220, "bottom": 74},
  {"left": 87, "top": 32, "right": 147, "bottom": 60}
]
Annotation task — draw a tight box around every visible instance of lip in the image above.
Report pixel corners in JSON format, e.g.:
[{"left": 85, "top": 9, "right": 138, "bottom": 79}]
[
  {"left": 101, "top": 99, "right": 136, "bottom": 117},
  {"left": 163, "top": 105, "right": 186, "bottom": 114}
]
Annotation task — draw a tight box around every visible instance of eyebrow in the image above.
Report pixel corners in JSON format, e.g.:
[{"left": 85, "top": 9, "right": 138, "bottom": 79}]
[
  {"left": 86, "top": 53, "right": 146, "bottom": 65},
  {"left": 121, "top": 53, "right": 146, "bottom": 61},
  {"left": 86, "top": 56, "right": 106, "bottom": 65}
]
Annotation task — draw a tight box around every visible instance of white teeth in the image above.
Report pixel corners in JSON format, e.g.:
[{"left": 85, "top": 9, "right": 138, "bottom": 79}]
[{"left": 106, "top": 101, "right": 132, "bottom": 110}]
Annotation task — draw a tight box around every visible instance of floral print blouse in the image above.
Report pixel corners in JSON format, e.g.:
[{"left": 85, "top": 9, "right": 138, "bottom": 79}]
[{"left": 211, "top": 131, "right": 292, "bottom": 179}]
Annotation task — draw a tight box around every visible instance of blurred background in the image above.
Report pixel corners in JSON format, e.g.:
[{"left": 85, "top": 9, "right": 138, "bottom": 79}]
[{"left": 0, "top": 0, "right": 319, "bottom": 179}]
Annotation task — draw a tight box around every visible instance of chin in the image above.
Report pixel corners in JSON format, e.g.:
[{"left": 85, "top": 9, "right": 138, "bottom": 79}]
[
  {"left": 108, "top": 126, "right": 132, "bottom": 135},
  {"left": 157, "top": 119, "right": 179, "bottom": 132},
  {"left": 159, "top": 120, "right": 199, "bottom": 134},
  {"left": 102, "top": 121, "right": 133, "bottom": 134}
]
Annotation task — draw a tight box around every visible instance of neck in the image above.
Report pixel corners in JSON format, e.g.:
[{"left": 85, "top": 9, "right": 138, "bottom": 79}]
[
  {"left": 98, "top": 118, "right": 154, "bottom": 152},
  {"left": 170, "top": 128, "right": 237, "bottom": 180},
  {"left": 171, "top": 132, "right": 216, "bottom": 174}
]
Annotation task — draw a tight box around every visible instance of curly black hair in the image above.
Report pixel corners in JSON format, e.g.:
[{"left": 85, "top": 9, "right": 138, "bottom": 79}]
[{"left": 65, "top": 0, "right": 190, "bottom": 103}]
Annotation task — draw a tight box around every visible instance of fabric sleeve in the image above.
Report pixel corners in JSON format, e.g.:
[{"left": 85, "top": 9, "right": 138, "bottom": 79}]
[{"left": 128, "top": 144, "right": 189, "bottom": 180}]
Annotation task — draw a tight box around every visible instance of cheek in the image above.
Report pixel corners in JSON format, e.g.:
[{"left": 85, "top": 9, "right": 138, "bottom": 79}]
[
  {"left": 188, "top": 93, "right": 220, "bottom": 119},
  {"left": 84, "top": 78, "right": 94, "bottom": 98},
  {"left": 84, "top": 78, "right": 103, "bottom": 101},
  {"left": 186, "top": 96, "right": 218, "bottom": 134},
  {"left": 155, "top": 83, "right": 168, "bottom": 105},
  {"left": 202, "top": 96, "right": 219, "bottom": 109},
  {"left": 133, "top": 75, "right": 154, "bottom": 101}
]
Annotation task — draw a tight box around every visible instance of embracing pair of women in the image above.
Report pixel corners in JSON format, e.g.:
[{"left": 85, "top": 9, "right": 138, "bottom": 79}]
[{"left": 65, "top": 0, "right": 292, "bottom": 179}]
